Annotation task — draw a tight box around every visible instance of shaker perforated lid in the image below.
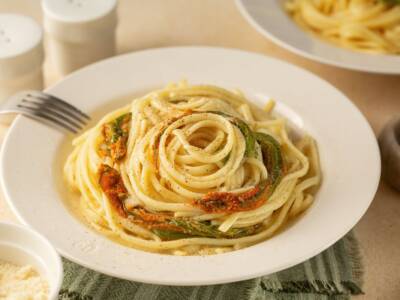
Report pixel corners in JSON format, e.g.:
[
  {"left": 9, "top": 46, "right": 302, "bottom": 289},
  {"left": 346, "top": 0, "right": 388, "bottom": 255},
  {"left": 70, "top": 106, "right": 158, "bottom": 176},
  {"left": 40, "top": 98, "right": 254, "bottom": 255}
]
[
  {"left": 42, "top": 0, "right": 117, "bottom": 23},
  {"left": 42, "top": 0, "right": 117, "bottom": 43},
  {"left": 0, "top": 14, "right": 44, "bottom": 80}
]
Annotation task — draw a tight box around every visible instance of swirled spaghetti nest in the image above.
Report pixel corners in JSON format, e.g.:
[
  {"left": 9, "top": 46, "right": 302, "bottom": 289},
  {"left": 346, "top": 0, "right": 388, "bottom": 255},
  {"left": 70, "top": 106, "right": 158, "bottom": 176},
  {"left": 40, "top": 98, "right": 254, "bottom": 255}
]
[{"left": 64, "top": 82, "right": 321, "bottom": 255}]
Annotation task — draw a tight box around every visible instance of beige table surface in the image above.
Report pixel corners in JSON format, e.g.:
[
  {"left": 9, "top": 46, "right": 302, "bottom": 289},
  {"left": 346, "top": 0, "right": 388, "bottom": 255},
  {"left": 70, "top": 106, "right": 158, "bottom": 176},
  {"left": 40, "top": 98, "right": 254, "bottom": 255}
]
[{"left": 1, "top": 1, "right": 400, "bottom": 299}]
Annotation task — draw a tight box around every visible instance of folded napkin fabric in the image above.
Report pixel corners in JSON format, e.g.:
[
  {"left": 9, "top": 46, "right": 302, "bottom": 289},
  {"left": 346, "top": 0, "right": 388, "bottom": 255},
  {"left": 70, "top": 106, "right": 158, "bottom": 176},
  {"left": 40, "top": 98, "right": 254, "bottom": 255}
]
[{"left": 59, "top": 232, "right": 363, "bottom": 300}]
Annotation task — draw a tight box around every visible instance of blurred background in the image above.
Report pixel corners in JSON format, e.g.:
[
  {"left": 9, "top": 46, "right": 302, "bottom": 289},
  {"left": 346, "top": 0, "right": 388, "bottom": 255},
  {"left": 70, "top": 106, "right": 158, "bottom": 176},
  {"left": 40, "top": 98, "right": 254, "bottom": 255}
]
[{"left": 1, "top": 0, "right": 398, "bottom": 135}]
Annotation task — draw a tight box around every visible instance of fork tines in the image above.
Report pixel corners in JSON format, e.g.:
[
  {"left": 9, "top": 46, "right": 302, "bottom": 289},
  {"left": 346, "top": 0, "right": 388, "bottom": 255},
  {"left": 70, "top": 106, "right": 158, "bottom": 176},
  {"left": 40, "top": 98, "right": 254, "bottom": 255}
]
[{"left": 17, "top": 92, "right": 90, "bottom": 133}]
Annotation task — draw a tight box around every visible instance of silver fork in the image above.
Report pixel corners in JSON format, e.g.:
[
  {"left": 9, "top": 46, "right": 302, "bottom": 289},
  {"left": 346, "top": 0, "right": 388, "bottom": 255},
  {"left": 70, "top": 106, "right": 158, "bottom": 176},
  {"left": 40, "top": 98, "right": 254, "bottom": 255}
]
[{"left": 0, "top": 90, "right": 90, "bottom": 133}]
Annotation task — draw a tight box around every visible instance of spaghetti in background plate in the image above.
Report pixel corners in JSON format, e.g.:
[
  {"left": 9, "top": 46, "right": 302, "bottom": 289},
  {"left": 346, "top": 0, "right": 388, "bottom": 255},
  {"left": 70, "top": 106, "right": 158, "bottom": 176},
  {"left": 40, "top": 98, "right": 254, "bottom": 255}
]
[
  {"left": 0, "top": 48, "right": 380, "bottom": 284},
  {"left": 285, "top": 0, "right": 400, "bottom": 54},
  {"left": 64, "top": 82, "right": 321, "bottom": 255},
  {"left": 236, "top": 0, "right": 400, "bottom": 73}
]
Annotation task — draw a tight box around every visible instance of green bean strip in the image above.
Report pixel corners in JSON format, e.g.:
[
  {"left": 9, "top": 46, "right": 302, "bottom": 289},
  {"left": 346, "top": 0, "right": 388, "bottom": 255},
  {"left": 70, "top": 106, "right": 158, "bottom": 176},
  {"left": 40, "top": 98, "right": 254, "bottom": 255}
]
[
  {"left": 127, "top": 208, "right": 261, "bottom": 240},
  {"left": 254, "top": 132, "right": 284, "bottom": 193}
]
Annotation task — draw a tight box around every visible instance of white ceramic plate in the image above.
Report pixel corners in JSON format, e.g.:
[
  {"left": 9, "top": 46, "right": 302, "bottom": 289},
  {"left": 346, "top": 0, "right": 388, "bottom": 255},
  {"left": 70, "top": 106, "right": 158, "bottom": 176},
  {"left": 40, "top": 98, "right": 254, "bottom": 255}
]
[
  {"left": 236, "top": 0, "right": 400, "bottom": 74},
  {"left": 0, "top": 47, "right": 380, "bottom": 285}
]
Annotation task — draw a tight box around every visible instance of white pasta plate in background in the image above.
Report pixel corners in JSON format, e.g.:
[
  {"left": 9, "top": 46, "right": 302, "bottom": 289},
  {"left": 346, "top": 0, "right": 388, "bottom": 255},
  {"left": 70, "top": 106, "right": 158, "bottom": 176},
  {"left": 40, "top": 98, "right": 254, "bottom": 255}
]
[
  {"left": 236, "top": 0, "right": 400, "bottom": 74},
  {"left": 0, "top": 47, "right": 380, "bottom": 285}
]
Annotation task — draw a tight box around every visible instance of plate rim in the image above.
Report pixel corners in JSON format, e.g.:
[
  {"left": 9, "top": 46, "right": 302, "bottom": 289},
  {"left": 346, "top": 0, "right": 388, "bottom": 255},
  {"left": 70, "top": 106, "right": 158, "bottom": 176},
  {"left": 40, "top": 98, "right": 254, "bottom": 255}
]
[{"left": 0, "top": 46, "right": 381, "bottom": 285}]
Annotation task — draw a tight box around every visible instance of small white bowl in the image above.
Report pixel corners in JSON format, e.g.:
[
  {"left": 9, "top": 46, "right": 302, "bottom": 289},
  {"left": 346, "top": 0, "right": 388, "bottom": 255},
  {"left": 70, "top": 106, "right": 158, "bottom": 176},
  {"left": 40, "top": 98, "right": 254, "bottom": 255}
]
[{"left": 0, "top": 222, "right": 63, "bottom": 300}]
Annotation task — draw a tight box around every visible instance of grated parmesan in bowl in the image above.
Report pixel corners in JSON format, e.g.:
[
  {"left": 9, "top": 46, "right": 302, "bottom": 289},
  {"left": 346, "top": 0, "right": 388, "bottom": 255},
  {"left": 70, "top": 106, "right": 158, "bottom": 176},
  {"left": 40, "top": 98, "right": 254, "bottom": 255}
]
[
  {"left": 0, "top": 223, "right": 63, "bottom": 300},
  {"left": 0, "top": 260, "right": 49, "bottom": 300}
]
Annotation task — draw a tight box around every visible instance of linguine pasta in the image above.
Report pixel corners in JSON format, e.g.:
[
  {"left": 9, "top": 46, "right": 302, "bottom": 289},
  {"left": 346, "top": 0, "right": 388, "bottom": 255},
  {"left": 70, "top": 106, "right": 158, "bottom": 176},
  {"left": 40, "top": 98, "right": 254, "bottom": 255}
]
[
  {"left": 64, "top": 82, "right": 321, "bottom": 255},
  {"left": 285, "top": 0, "right": 400, "bottom": 54}
]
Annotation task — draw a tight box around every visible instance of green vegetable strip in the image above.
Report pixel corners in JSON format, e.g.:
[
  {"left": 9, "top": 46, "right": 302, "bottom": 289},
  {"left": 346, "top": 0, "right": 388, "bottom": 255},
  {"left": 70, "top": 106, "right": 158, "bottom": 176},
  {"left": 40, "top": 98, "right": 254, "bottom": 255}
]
[
  {"left": 127, "top": 208, "right": 261, "bottom": 241},
  {"left": 254, "top": 132, "right": 283, "bottom": 193},
  {"left": 234, "top": 119, "right": 256, "bottom": 157},
  {"left": 207, "top": 111, "right": 256, "bottom": 158},
  {"left": 169, "top": 219, "right": 261, "bottom": 239},
  {"left": 151, "top": 221, "right": 260, "bottom": 241},
  {"left": 382, "top": 0, "right": 400, "bottom": 5},
  {"left": 151, "top": 229, "right": 191, "bottom": 241}
]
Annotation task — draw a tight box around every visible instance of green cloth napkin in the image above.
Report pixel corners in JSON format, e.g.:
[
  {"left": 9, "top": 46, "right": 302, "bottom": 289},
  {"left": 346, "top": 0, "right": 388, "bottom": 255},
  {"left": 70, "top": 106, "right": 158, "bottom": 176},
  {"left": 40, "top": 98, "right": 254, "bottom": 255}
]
[{"left": 59, "top": 232, "right": 363, "bottom": 300}]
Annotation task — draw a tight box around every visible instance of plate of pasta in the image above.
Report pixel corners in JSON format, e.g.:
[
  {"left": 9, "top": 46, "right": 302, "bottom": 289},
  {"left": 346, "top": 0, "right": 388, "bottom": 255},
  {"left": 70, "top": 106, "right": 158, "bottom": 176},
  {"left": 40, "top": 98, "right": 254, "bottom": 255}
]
[
  {"left": 0, "top": 47, "right": 380, "bottom": 284},
  {"left": 236, "top": 0, "right": 400, "bottom": 74}
]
